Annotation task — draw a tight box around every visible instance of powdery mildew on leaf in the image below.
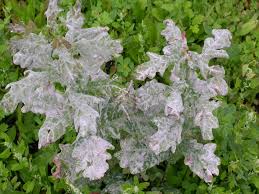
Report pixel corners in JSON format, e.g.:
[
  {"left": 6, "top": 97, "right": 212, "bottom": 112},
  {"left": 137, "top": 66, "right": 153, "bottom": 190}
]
[
  {"left": 68, "top": 92, "right": 105, "bottom": 137},
  {"left": 164, "top": 90, "right": 184, "bottom": 118},
  {"left": 45, "top": 0, "right": 62, "bottom": 28},
  {"left": 38, "top": 114, "right": 70, "bottom": 149},
  {"left": 194, "top": 98, "right": 221, "bottom": 140},
  {"left": 63, "top": 1, "right": 123, "bottom": 81},
  {"left": 116, "top": 138, "right": 170, "bottom": 174},
  {"left": 188, "top": 30, "right": 231, "bottom": 79},
  {"left": 10, "top": 34, "right": 52, "bottom": 69},
  {"left": 183, "top": 140, "right": 220, "bottom": 183},
  {"left": 1, "top": 71, "right": 63, "bottom": 114},
  {"left": 136, "top": 80, "right": 168, "bottom": 115},
  {"left": 148, "top": 117, "right": 183, "bottom": 155},
  {"left": 134, "top": 20, "right": 187, "bottom": 80},
  {"left": 65, "top": 0, "right": 84, "bottom": 31},
  {"left": 71, "top": 136, "right": 114, "bottom": 180}
]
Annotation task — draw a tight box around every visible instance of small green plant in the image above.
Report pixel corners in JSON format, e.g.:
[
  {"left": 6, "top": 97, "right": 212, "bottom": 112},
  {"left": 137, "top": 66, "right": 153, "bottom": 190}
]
[{"left": 122, "top": 176, "right": 150, "bottom": 194}]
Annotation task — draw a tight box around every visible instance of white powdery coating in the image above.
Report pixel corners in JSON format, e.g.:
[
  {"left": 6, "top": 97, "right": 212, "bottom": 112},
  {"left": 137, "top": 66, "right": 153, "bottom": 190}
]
[
  {"left": 194, "top": 110, "right": 218, "bottom": 140},
  {"left": 188, "top": 29, "right": 232, "bottom": 78},
  {"left": 134, "top": 52, "right": 168, "bottom": 80},
  {"left": 71, "top": 136, "right": 114, "bottom": 180},
  {"left": 191, "top": 75, "right": 228, "bottom": 98},
  {"left": 164, "top": 90, "right": 184, "bottom": 118},
  {"left": 65, "top": 0, "right": 84, "bottom": 31},
  {"left": 135, "top": 20, "right": 186, "bottom": 81},
  {"left": 136, "top": 80, "right": 168, "bottom": 115},
  {"left": 50, "top": 47, "right": 83, "bottom": 88},
  {"left": 69, "top": 92, "right": 105, "bottom": 137},
  {"left": 1, "top": 71, "right": 64, "bottom": 115},
  {"left": 208, "top": 77, "right": 228, "bottom": 96},
  {"left": 38, "top": 115, "right": 70, "bottom": 148},
  {"left": 73, "top": 106, "right": 99, "bottom": 136},
  {"left": 149, "top": 117, "right": 182, "bottom": 155},
  {"left": 184, "top": 140, "right": 220, "bottom": 183},
  {"left": 161, "top": 19, "right": 187, "bottom": 56},
  {"left": 117, "top": 138, "right": 168, "bottom": 174},
  {"left": 1, "top": 3, "right": 232, "bottom": 183},
  {"left": 194, "top": 98, "right": 221, "bottom": 140},
  {"left": 11, "top": 34, "right": 52, "bottom": 69},
  {"left": 0, "top": 71, "right": 68, "bottom": 149},
  {"left": 45, "top": 0, "right": 62, "bottom": 27},
  {"left": 74, "top": 30, "right": 123, "bottom": 80}
]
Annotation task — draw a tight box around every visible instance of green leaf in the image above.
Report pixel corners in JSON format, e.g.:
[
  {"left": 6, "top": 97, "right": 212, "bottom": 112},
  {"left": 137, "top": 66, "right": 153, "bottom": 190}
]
[
  {"left": 0, "top": 148, "right": 11, "bottom": 159},
  {"left": 138, "top": 182, "right": 149, "bottom": 190},
  {"left": 10, "top": 162, "right": 24, "bottom": 171},
  {"left": 0, "top": 107, "right": 6, "bottom": 121},
  {"left": 0, "top": 123, "right": 8, "bottom": 132},
  {"left": 250, "top": 175, "right": 259, "bottom": 189},
  {"left": 0, "top": 161, "right": 9, "bottom": 177},
  {"left": 239, "top": 19, "right": 258, "bottom": 36},
  {"left": 23, "top": 181, "right": 35, "bottom": 193}
]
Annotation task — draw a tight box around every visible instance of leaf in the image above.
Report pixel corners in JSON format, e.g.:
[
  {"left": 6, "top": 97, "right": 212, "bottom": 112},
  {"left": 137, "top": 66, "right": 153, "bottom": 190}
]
[
  {"left": 23, "top": 180, "right": 35, "bottom": 193},
  {"left": 190, "top": 72, "right": 228, "bottom": 98},
  {"left": 183, "top": 140, "right": 220, "bottom": 183},
  {"left": 134, "top": 52, "right": 169, "bottom": 80},
  {"left": 72, "top": 136, "right": 114, "bottom": 180},
  {"left": 45, "top": 0, "right": 62, "bottom": 28},
  {"left": 136, "top": 80, "right": 168, "bottom": 115},
  {"left": 250, "top": 175, "right": 259, "bottom": 189},
  {"left": 57, "top": 136, "right": 114, "bottom": 181},
  {"left": 65, "top": 0, "right": 84, "bottom": 31},
  {"left": 68, "top": 92, "right": 105, "bottom": 137},
  {"left": 194, "top": 111, "right": 218, "bottom": 140},
  {"left": 1, "top": 71, "right": 64, "bottom": 114},
  {"left": 148, "top": 117, "right": 183, "bottom": 155},
  {"left": 38, "top": 114, "right": 70, "bottom": 148},
  {"left": 188, "top": 29, "right": 232, "bottom": 78},
  {"left": 50, "top": 47, "right": 84, "bottom": 88},
  {"left": 10, "top": 34, "right": 52, "bottom": 69},
  {"left": 64, "top": 2, "right": 123, "bottom": 75},
  {"left": 164, "top": 90, "right": 184, "bottom": 118},
  {"left": 72, "top": 28, "right": 123, "bottom": 80},
  {"left": 0, "top": 108, "right": 6, "bottom": 121},
  {"left": 0, "top": 148, "right": 11, "bottom": 159},
  {"left": 132, "top": 19, "right": 230, "bottom": 182},
  {"left": 239, "top": 19, "right": 258, "bottom": 36},
  {"left": 134, "top": 20, "right": 187, "bottom": 80},
  {"left": 116, "top": 138, "right": 170, "bottom": 174},
  {"left": 194, "top": 99, "right": 221, "bottom": 140}
]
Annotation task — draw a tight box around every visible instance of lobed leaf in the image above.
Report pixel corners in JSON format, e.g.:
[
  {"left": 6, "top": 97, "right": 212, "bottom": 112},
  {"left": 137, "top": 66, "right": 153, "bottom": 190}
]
[
  {"left": 10, "top": 34, "right": 52, "bottom": 69},
  {"left": 183, "top": 140, "right": 220, "bottom": 183},
  {"left": 71, "top": 136, "right": 114, "bottom": 180},
  {"left": 188, "top": 29, "right": 232, "bottom": 78},
  {"left": 148, "top": 117, "right": 183, "bottom": 155},
  {"left": 116, "top": 138, "right": 170, "bottom": 174}
]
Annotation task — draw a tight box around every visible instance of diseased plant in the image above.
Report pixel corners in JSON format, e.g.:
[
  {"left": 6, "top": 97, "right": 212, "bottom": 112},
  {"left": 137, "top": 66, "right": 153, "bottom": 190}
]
[
  {"left": 0, "top": 0, "right": 232, "bottom": 189},
  {"left": 121, "top": 19, "right": 231, "bottom": 183}
]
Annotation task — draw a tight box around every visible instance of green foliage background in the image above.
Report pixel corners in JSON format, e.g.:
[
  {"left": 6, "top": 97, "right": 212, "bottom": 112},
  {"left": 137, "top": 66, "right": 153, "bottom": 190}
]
[{"left": 0, "top": 0, "right": 258, "bottom": 193}]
